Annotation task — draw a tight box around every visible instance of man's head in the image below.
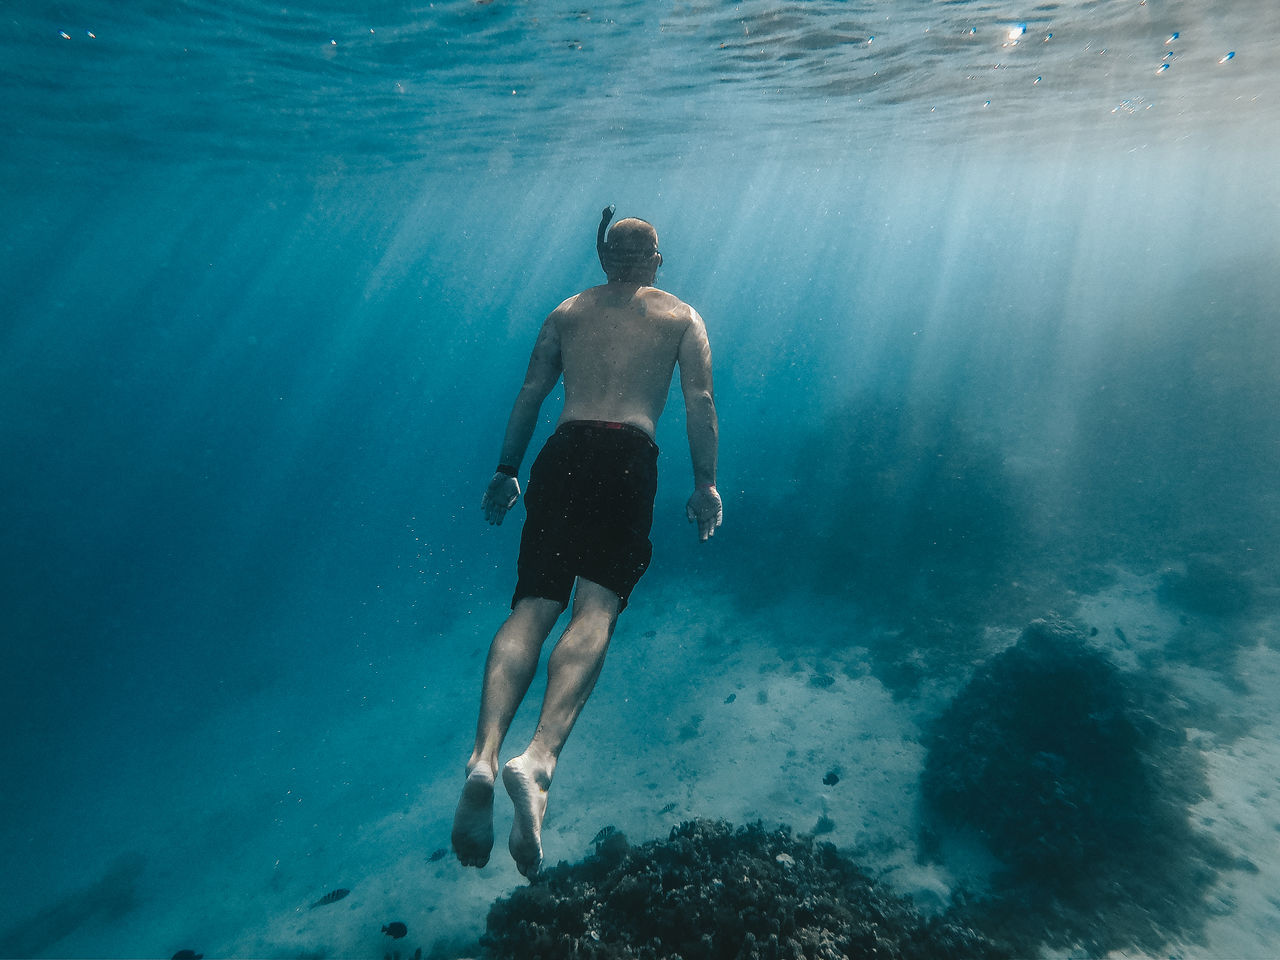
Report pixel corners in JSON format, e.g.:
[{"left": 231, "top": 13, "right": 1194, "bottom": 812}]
[{"left": 596, "top": 206, "right": 662, "bottom": 284}]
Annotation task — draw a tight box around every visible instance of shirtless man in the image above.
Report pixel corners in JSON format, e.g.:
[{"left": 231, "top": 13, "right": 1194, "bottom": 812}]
[{"left": 451, "top": 206, "right": 722, "bottom": 878}]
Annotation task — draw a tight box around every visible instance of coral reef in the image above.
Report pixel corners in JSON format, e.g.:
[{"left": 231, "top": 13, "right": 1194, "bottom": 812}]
[
  {"left": 921, "top": 618, "right": 1239, "bottom": 955},
  {"left": 481, "top": 819, "right": 1007, "bottom": 959}
]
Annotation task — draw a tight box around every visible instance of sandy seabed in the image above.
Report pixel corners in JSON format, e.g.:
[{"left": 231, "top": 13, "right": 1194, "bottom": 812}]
[{"left": 3, "top": 570, "right": 1277, "bottom": 959}]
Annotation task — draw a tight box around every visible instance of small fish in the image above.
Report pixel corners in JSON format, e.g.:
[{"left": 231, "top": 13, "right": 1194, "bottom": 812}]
[
  {"left": 823, "top": 770, "right": 840, "bottom": 786},
  {"left": 723, "top": 693, "right": 736, "bottom": 704},
  {"left": 383, "top": 921, "right": 408, "bottom": 939},
  {"left": 427, "top": 847, "right": 448, "bottom": 862},
  {"left": 310, "top": 888, "right": 350, "bottom": 908},
  {"left": 171, "top": 952, "right": 203, "bottom": 960}
]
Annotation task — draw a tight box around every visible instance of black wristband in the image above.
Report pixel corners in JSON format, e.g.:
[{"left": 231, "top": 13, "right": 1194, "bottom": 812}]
[{"left": 495, "top": 463, "right": 518, "bottom": 478}]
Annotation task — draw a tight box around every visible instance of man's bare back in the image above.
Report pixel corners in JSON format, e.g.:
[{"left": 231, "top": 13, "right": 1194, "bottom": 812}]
[{"left": 554, "top": 283, "right": 703, "bottom": 438}]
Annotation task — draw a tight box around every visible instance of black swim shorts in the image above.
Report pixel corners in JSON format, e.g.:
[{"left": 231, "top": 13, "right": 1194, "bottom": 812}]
[{"left": 512, "top": 420, "right": 659, "bottom": 612}]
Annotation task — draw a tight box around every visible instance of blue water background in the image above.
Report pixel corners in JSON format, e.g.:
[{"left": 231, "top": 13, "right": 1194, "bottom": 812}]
[{"left": 2, "top": 0, "right": 1279, "bottom": 954}]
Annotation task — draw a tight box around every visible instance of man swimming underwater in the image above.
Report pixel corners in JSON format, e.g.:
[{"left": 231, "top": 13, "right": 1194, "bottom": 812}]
[{"left": 451, "top": 206, "right": 722, "bottom": 877}]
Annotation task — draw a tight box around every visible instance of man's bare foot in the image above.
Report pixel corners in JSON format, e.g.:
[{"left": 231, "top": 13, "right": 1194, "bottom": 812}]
[
  {"left": 451, "top": 763, "right": 495, "bottom": 867},
  {"left": 503, "top": 755, "right": 550, "bottom": 878}
]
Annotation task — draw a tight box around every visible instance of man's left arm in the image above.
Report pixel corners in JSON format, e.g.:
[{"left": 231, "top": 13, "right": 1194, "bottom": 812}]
[{"left": 482, "top": 313, "right": 563, "bottom": 525}]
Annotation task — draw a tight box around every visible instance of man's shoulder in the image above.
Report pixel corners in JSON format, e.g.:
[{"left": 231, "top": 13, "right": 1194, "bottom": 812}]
[
  {"left": 552, "top": 285, "right": 608, "bottom": 315},
  {"left": 641, "top": 286, "right": 700, "bottom": 323},
  {"left": 641, "top": 284, "right": 686, "bottom": 305}
]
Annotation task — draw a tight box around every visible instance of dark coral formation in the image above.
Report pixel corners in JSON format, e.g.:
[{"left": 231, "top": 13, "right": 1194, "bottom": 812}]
[
  {"left": 921, "top": 618, "right": 1238, "bottom": 955},
  {"left": 481, "top": 819, "right": 1007, "bottom": 960}
]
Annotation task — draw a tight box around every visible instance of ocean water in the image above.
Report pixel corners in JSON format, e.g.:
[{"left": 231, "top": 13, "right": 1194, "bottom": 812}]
[{"left": 2, "top": 1, "right": 1279, "bottom": 957}]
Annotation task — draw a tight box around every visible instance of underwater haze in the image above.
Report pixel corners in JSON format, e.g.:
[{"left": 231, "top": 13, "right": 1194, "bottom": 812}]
[{"left": 3, "top": 1, "right": 1280, "bottom": 957}]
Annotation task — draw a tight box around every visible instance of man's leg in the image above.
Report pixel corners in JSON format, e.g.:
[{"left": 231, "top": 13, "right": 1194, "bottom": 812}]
[
  {"left": 503, "top": 577, "right": 621, "bottom": 877},
  {"left": 452, "top": 596, "right": 563, "bottom": 867}
]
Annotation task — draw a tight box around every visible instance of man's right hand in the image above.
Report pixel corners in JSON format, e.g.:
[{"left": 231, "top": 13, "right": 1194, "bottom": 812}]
[
  {"left": 686, "top": 485, "right": 723, "bottom": 541},
  {"left": 482, "top": 474, "right": 521, "bottom": 525}
]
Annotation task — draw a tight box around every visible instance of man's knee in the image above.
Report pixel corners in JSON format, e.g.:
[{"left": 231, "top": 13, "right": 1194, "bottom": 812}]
[
  {"left": 570, "top": 578, "right": 622, "bottom": 628},
  {"left": 510, "top": 596, "right": 566, "bottom": 630},
  {"left": 493, "top": 598, "right": 564, "bottom": 657}
]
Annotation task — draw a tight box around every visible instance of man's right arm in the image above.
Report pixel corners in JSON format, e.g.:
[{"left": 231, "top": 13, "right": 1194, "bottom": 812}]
[
  {"left": 678, "top": 310, "right": 722, "bottom": 540},
  {"left": 482, "top": 313, "right": 563, "bottom": 525}
]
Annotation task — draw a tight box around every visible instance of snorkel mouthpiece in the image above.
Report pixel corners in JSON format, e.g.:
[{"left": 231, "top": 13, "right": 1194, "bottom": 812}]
[{"left": 596, "top": 204, "right": 616, "bottom": 272}]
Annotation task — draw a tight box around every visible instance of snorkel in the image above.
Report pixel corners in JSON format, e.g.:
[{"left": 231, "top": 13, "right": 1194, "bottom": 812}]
[
  {"left": 596, "top": 204, "right": 616, "bottom": 274},
  {"left": 596, "top": 205, "right": 660, "bottom": 283}
]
